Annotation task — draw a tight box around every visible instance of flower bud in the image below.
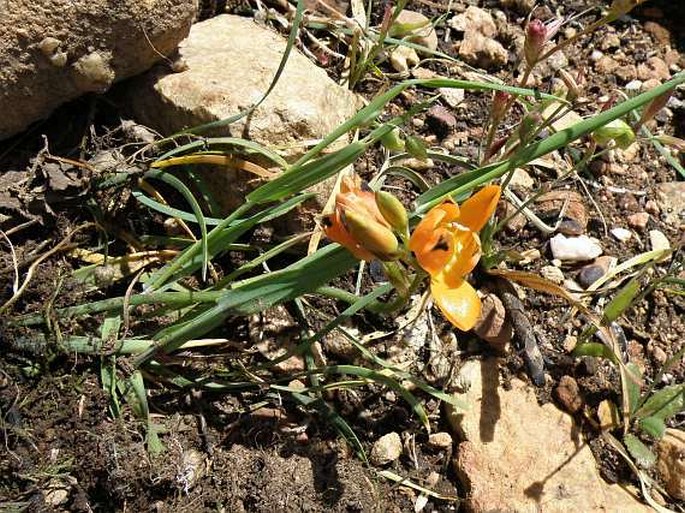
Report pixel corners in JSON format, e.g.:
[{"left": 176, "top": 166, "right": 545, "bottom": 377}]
[
  {"left": 491, "top": 91, "right": 512, "bottom": 124},
  {"left": 591, "top": 119, "right": 636, "bottom": 149},
  {"left": 375, "top": 190, "right": 408, "bottom": 234},
  {"left": 342, "top": 209, "right": 400, "bottom": 261},
  {"left": 524, "top": 19, "right": 547, "bottom": 67},
  {"left": 380, "top": 127, "right": 406, "bottom": 152}
]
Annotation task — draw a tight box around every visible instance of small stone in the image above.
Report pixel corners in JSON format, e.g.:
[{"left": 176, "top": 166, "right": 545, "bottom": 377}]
[
  {"left": 438, "top": 87, "right": 465, "bottom": 108},
  {"left": 554, "top": 376, "right": 583, "bottom": 414},
  {"left": 578, "top": 256, "right": 614, "bottom": 289},
  {"left": 45, "top": 488, "right": 70, "bottom": 507},
  {"left": 656, "top": 429, "right": 685, "bottom": 500},
  {"left": 655, "top": 182, "right": 685, "bottom": 226},
  {"left": 637, "top": 57, "right": 670, "bottom": 81},
  {"left": 590, "top": 49, "right": 603, "bottom": 62},
  {"left": 389, "top": 45, "right": 419, "bottom": 73},
  {"left": 473, "top": 293, "right": 511, "bottom": 351},
  {"left": 394, "top": 10, "right": 438, "bottom": 52},
  {"left": 614, "top": 64, "right": 637, "bottom": 83},
  {"left": 536, "top": 190, "right": 587, "bottom": 235},
  {"left": 550, "top": 234, "right": 602, "bottom": 262},
  {"left": 370, "top": 432, "right": 402, "bottom": 466},
  {"left": 509, "top": 168, "right": 534, "bottom": 189},
  {"left": 648, "top": 342, "right": 667, "bottom": 365},
  {"left": 649, "top": 230, "right": 671, "bottom": 252},
  {"left": 645, "top": 200, "right": 660, "bottom": 216},
  {"left": 563, "top": 335, "right": 577, "bottom": 353},
  {"left": 426, "top": 104, "right": 457, "bottom": 138},
  {"left": 449, "top": 6, "right": 497, "bottom": 37},
  {"left": 625, "top": 80, "right": 643, "bottom": 92},
  {"left": 627, "top": 212, "right": 650, "bottom": 230},
  {"left": 610, "top": 227, "right": 632, "bottom": 242},
  {"left": 518, "top": 248, "right": 540, "bottom": 265},
  {"left": 595, "top": 55, "right": 618, "bottom": 74},
  {"left": 428, "top": 432, "right": 453, "bottom": 450},
  {"left": 458, "top": 32, "right": 508, "bottom": 69},
  {"left": 540, "top": 265, "right": 564, "bottom": 284},
  {"left": 600, "top": 32, "right": 620, "bottom": 50},
  {"left": 642, "top": 78, "right": 662, "bottom": 91}
]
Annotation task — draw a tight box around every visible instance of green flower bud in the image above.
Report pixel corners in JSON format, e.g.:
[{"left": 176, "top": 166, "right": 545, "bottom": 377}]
[
  {"left": 375, "top": 190, "right": 408, "bottom": 234},
  {"left": 380, "top": 127, "right": 406, "bottom": 152},
  {"left": 591, "top": 119, "right": 636, "bottom": 149},
  {"left": 342, "top": 209, "right": 400, "bottom": 261},
  {"left": 405, "top": 135, "right": 428, "bottom": 160}
]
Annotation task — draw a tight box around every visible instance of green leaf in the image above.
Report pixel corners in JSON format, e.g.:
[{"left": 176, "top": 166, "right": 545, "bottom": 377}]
[
  {"left": 624, "top": 433, "right": 656, "bottom": 468},
  {"left": 626, "top": 362, "right": 642, "bottom": 417},
  {"left": 634, "top": 384, "right": 685, "bottom": 424},
  {"left": 603, "top": 277, "right": 641, "bottom": 324},
  {"left": 638, "top": 416, "right": 666, "bottom": 439},
  {"left": 572, "top": 342, "right": 618, "bottom": 363}
]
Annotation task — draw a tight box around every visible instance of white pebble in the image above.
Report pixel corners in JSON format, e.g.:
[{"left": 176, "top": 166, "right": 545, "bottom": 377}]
[
  {"left": 540, "top": 265, "right": 565, "bottom": 284},
  {"left": 610, "top": 227, "right": 632, "bottom": 242},
  {"left": 649, "top": 230, "right": 671, "bottom": 252},
  {"left": 550, "top": 234, "right": 603, "bottom": 262}
]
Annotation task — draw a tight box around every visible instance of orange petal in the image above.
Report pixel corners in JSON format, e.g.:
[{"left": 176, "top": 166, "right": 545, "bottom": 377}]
[
  {"left": 430, "top": 278, "right": 481, "bottom": 331},
  {"left": 412, "top": 227, "right": 454, "bottom": 276},
  {"left": 456, "top": 185, "right": 501, "bottom": 232},
  {"left": 437, "top": 229, "right": 482, "bottom": 288},
  {"left": 409, "top": 201, "right": 460, "bottom": 255}
]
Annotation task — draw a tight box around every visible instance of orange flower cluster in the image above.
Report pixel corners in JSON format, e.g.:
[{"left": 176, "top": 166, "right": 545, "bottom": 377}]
[{"left": 323, "top": 175, "right": 501, "bottom": 331}]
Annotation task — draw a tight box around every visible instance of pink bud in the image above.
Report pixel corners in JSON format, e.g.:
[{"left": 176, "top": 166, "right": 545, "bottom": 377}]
[
  {"left": 524, "top": 20, "right": 547, "bottom": 66},
  {"left": 491, "top": 91, "right": 512, "bottom": 124}
]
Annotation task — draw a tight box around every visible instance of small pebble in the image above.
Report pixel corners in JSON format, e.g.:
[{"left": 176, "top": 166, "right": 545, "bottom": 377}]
[
  {"left": 427, "top": 432, "right": 453, "bottom": 450},
  {"left": 370, "top": 432, "right": 402, "bottom": 466},
  {"left": 578, "top": 256, "right": 614, "bottom": 289},
  {"left": 610, "top": 227, "right": 632, "bottom": 242},
  {"left": 550, "top": 234, "right": 602, "bottom": 262},
  {"left": 554, "top": 375, "right": 583, "bottom": 414},
  {"left": 645, "top": 200, "right": 660, "bottom": 215},
  {"left": 426, "top": 104, "right": 457, "bottom": 138},
  {"left": 625, "top": 80, "right": 643, "bottom": 92},
  {"left": 649, "top": 230, "right": 671, "bottom": 252},
  {"left": 540, "top": 265, "right": 564, "bottom": 284},
  {"left": 627, "top": 212, "right": 650, "bottom": 230}
]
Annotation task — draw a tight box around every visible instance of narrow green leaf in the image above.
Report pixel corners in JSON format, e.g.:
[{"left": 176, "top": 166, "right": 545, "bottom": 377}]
[
  {"left": 634, "top": 384, "right": 685, "bottom": 424},
  {"left": 603, "top": 277, "right": 641, "bottom": 324},
  {"left": 572, "top": 342, "right": 618, "bottom": 363},
  {"left": 626, "top": 362, "right": 642, "bottom": 417}
]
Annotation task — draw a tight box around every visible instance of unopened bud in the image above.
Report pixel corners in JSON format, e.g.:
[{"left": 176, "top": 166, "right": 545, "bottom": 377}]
[
  {"left": 518, "top": 111, "right": 543, "bottom": 142},
  {"left": 558, "top": 69, "right": 581, "bottom": 101},
  {"left": 655, "top": 135, "right": 685, "bottom": 151},
  {"left": 524, "top": 19, "right": 547, "bottom": 67},
  {"left": 591, "top": 119, "right": 636, "bottom": 149},
  {"left": 375, "top": 190, "right": 408, "bottom": 234},
  {"left": 380, "top": 127, "right": 406, "bottom": 152},
  {"left": 342, "top": 210, "right": 400, "bottom": 261},
  {"left": 491, "top": 91, "right": 512, "bottom": 124}
]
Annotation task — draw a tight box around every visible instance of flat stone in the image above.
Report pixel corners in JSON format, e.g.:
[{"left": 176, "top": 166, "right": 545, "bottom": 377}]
[
  {"left": 427, "top": 432, "right": 453, "bottom": 450},
  {"left": 655, "top": 182, "right": 685, "bottom": 226},
  {"left": 473, "top": 293, "right": 511, "bottom": 351},
  {"left": 637, "top": 57, "right": 670, "bottom": 81},
  {"left": 610, "top": 227, "right": 632, "bottom": 242},
  {"left": 554, "top": 375, "right": 583, "bottom": 414},
  {"left": 370, "top": 432, "right": 402, "bottom": 466},
  {"left": 656, "top": 429, "right": 685, "bottom": 500},
  {"left": 550, "top": 234, "right": 602, "bottom": 262},
  {"left": 0, "top": 0, "right": 196, "bottom": 139},
  {"left": 540, "top": 265, "right": 565, "bottom": 284},
  {"left": 426, "top": 104, "right": 457, "bottom": 138},
  {"left": 446, "top": 359, "right": 652, "bottom": 513},
  {"left": 627, "top": 212, "right": 650, "bottom": 230},
  {"left": 649, "top": 229, "right": 671, "bottom": 252}
]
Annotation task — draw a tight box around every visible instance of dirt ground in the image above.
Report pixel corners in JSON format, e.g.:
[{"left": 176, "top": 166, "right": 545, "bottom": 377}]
[{"left": 1, "top": 0, "right": 684, "bottom": 512}]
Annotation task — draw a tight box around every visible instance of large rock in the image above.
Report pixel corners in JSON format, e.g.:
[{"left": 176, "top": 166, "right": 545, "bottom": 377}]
[
  {"left": 0, "top": 0, "right": 196, "bottom": 139},
  {"left": 126, "top": 14, "right": 363, "bottom": 152},
  {"left": 446, "top": 359, "right": 652, "bottom": 513}
]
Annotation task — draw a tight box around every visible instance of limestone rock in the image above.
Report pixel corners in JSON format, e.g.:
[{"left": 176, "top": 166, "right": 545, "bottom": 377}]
[
  {"left": 450, "top": 7, "right": 507, "bottom": 69},
  {"left": 656, "top": 429, "right": 685, "bottom": 500},
  {"left": 370, "top": 432, "right": 402, "bottom": 466},
  {"left": 393, "top": 10, "right": 438, "bottom": 53},
  {"left": 127, "top": 15, "right": 363, "bottom": 151},
  {"left": 655, "top": 182, "right": 685, "bottom": 226},
  {"left": 125, "top": 15, "right": 363, "bottom": 229},
  {"left": 446, "top": 359, "right": 652, "bottom": 513},
  {"left": 449, "top": 7, "right": 497, "bottom": 38},
  {"left": 550, "top": 234, "right": 602, "bottom": 262},
  {"left": 0, "top": 0, "right": 196, "bottom": 139}
]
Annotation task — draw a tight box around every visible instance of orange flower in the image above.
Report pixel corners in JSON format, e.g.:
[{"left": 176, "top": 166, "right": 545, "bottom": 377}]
[
  {"left": 409, "top": 185, "right": 501, "bottom": 330},
  {"left": 323, "top": 174, "right": 400, "bottom": 261}
]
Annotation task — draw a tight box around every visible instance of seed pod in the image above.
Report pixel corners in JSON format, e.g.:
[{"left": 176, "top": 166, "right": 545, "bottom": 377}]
[
  {"left": 380, "top": 127, "right": 406, "bottom": 152},
  {"left": 375, "top": 190, "right": 408, "bottom": 234}
]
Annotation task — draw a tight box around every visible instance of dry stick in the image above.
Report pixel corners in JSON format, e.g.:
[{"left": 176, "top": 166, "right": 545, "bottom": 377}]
[
  {"left": 0, "top": 230, "right": 20, "bottom": 293},
  {"left": 0, "top": 223, "right": 95, "bottom": 316}
]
